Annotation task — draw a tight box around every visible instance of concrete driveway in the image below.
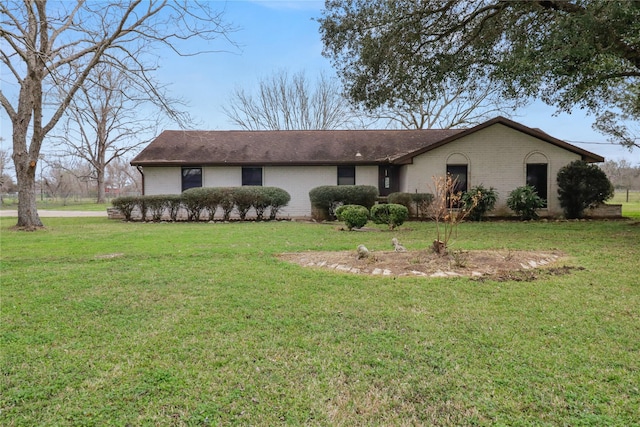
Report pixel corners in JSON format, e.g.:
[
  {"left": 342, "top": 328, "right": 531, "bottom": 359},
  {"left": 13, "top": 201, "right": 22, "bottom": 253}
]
[{"left": 0, "top": 210, "right": 107, "bottom": 217}]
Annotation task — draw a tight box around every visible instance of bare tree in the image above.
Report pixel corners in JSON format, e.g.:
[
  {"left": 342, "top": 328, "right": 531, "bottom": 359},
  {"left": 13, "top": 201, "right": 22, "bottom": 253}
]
[
  {"left": 367, "top": 78, "right": 521, "bottom": 129},
  {"left": 0, "top": 144, "right": 17, "bottom": 196},
  {"left": 600, "top": 159, "right": 640, "bottom": 202},
  {"left": 52, "top": 63, "right": 163, "bottom": 203},
  {"left": 223, "top": 70, "right": 359, "bottom": 130},
  {"left": 0, "top": 0, "right": 235, "bottom": 228},
  {"left": 107, "top": 156, "right": 141, "bottom": 196}
]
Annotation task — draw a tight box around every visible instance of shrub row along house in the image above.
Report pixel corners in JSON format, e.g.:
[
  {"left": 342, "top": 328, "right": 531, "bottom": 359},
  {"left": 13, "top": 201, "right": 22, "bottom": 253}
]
[{"left": 130, "top": 116, "right": 606, "bottom": 219}]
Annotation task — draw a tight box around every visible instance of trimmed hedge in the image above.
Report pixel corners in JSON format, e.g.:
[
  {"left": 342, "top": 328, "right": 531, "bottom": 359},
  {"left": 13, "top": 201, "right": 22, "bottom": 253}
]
[
  {"left": 111, "top": 196, "right": 138, "bottom": 221},
  {"left": 335, "top": 204, "right": 370, "bottom": 230},
  {"left": 370, "top": 203, "right": 409, "bottom": 229},
  {"left": 309, "top": 185, "right": 378, "bottom": 220},
  {"left": 111, "top": 186, "right": 290, "bottom": 222}
]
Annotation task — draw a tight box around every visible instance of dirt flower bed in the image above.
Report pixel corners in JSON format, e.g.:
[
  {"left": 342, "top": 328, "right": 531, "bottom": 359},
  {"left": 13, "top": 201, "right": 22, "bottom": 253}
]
[{"left": 278, "top": 249, "right": 569, "bottom": 280}]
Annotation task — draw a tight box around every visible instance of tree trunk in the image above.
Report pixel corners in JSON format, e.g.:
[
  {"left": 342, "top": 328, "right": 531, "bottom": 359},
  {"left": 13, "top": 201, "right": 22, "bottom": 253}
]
[
  {"left": 96, "top": 167, "right": 106, "bottom": 204},
  {"left": 14, "top": 154, "right": 43, "bottom": 229}
]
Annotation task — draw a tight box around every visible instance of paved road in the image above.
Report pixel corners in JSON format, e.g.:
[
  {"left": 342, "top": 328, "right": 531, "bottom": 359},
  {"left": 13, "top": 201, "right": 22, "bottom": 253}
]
[{"left": 0, "top": 210, "right": 107, "bottom": 217}]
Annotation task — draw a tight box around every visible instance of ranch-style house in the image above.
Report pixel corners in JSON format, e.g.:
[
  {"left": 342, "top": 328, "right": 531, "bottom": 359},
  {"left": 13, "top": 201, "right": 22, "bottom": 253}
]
[{"left": 130, "top": 116, "right": 605, "bottom": 218}]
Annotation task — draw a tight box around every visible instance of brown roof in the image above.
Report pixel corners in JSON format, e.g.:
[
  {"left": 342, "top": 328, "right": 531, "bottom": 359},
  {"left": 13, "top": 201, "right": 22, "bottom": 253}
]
[{"left": 131, "top": 117, "right": 604, "bottom": 166}]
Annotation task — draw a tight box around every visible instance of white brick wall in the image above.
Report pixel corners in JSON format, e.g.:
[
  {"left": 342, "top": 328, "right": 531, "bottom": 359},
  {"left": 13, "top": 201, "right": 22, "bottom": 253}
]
[
  {"left": 403, "top": 124, "right": 581, "bottom": 216},
  {"left": 143, "top": 165, "right": 379, "bottom": 218}
]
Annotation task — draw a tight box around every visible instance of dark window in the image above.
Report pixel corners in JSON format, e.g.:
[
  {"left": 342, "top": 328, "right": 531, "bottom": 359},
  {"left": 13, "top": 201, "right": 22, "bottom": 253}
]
[
  {"left": 338, "top": 166, "right": 356, "bottom": 185},
  {"left": 526, "top": 163, "right": 548, "bottom": 206},
  {"left": 242, "top": 167, "right": 263, "bottom": 186},
  {"left": 446, "top": 164, "right": 468, "bottom": 194},
  {"left": 182, "top": 167, "right": 202, "bottom": 192}
]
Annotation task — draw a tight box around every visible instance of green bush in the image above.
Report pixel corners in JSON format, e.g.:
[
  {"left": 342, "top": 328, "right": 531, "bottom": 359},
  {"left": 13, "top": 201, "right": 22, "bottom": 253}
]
[
  {"left": 165, "top": 194, "right": 183, "bottom": 221},
  {"left": 111, "top": 196, "right": 138, "bottom": 221},
  {"left": 370, "top": 203, "right": 409, "bottom": 229},
  {"left": 309, "top": 185, "right": 378, "bottom": 220},
  {"left": 557, "top": 160, "right": 614, "bottom": 219},
  {"left": 218, "top": 188, "right": 235, "bottom": 221},
  {"left": 265, "top": 187, "right": 291, "bottom": 220},
  {"left": 144, "top": 195, "right": 168, "bottom": 222},
  {"left": 507, "top": 185, "right": 545, "bottom": 220},
  {"left": 182, "top": 188, "right": 208, "bottom": 221},
  {"left": 335, "top": 204, "right": 370, "bottom": 230},
  {"left": 387, "top": 192, "right": 433, "bottom": 219},
  {"left": 252, "top": 188, "right": 270, "bottom": 220},
  {"left": 233, "top": 187, "right": 255, "bottom": 220},
  {"left": 461, "top": 185, "right": 498, "bottom": 221}
]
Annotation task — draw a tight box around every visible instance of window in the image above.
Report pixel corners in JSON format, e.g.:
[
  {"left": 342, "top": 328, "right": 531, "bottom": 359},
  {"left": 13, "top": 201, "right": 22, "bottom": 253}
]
[
  {"left": 182, "top": 167, "right": 202, "bottom": 192},
  {"left": 242, "top": 167, "right": 263, "bottom": 186},
  {"left": 446, "top": 164, "right": 468, "bottom": 194},
  {"left": 337, "top": 165, "right": 355, "bottom": 185},
  {"left": 526, "top": 163, "right": 548, "bottom": 206}
]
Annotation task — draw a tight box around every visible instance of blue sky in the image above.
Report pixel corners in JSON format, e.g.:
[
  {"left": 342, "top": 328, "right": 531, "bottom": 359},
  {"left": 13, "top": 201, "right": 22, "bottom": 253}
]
[
  {"left": 0, "top": 0, "right": 635, "bottom": 164},
  {"left": 158, "top": 0, "right": 633, "bottom": 163}
]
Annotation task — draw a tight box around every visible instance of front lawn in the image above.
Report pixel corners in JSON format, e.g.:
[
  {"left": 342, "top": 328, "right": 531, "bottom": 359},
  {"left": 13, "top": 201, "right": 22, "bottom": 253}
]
[{"left": 1, "top": 218, "right": 638, "bottom": 425}]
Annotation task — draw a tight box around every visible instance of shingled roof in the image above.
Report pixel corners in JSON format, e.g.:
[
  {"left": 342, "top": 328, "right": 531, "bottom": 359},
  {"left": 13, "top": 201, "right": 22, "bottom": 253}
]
[{"left": 131, "top": 117, "right": 604, "bottom": 166}]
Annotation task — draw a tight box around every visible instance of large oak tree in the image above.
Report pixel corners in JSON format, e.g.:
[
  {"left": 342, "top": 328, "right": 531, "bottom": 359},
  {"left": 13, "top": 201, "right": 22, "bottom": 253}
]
[
  {"left": 319, "top": 0, "right": 639, "bottom": 145},
  {"left": 1, "top": 0, "right": 234, "bottom": 228}
]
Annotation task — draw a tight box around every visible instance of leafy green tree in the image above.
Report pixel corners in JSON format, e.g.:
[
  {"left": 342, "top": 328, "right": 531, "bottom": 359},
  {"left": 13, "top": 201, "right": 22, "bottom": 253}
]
[
  {"left": 319, "top": 0, "right": 639, "bottom": 148},
  {"left": 557, "top": 160, "right": 614, "bottom": 219}
]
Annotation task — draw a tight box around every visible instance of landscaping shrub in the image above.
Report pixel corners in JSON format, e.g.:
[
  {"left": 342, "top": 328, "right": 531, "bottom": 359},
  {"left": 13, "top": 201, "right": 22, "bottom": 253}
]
[
  {"left": 557, "top": 160, "right": 614, "bottom": 219},
  {"left": 111, "top": 196, "right": 138, "bottom": 221},
  {"left": 233, "top": 187, "right": 255, "bottom": 220},
  {"left": 182, "top": 188, "right": 208, "bottom": 221},
  {"left": 309, "top": 185, "right": 378, "bottom": 220},
  {"left": 218, "top": 188, "right": 235, "bottom": 221},
  {"left": 388, "top": 192, "right": 434, "bottom": 219},
  {"left": 144, "top": 195, "right": 168, "bottom": 222},
  {"left": 165, "top": 194, "right": 183, "bottom": 221},
  {"left": 461, "top": 185, "right": 498, "bottom": 221},
  {"left": 507, "top": 185, "right": 545, "bottom": 220},
  {"left": 370, "top": 203, "right": 409, "bottom": 229},
  {"left": 335, "top": 204, "right": 370, "bottom": 230},
  {"left": 265, "top": 187, "right": 291, "bottom": 220},
  {"left": 252, "top": 187, "right": 270, "bottom": 220}
]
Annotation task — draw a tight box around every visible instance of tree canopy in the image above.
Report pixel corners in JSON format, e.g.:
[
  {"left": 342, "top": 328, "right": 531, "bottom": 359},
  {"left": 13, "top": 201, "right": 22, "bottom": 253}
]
[{"left": 319, "top": 0, "right": 639, "bottom": 147}]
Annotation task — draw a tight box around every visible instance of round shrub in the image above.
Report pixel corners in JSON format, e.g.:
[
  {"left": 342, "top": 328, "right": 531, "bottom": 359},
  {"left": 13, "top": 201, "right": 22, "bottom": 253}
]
[
  {"left": 233, "top": 187, "right": 255, "bottom": 220},
  {"left": 335, "top": 204, "right": 370, "bottom": 230},
  {"left": 557, "top": 160, "right": 614, "bottom": 219},
  {"left": 111, "top": 196, "right": 138, "bottom": 221},
  {"left": 461, "top": 185, "right": 498, "bottom": 221},
  {"left": 388, "top": 192, "right": 433, "bottom": 219},
  {"left": 165, "top": 194, "right": 183, "bottom": 221},
  {"left": 387, "top": 192, "right": 412, "bottom": 208},
  {"left": 370, "top": 203, "right": 409, "bottom": 229},
  {"left": 144, "top": 195, "right": 168, "bottom": 222},
  {"left": 181, "top": 188, "right": 208, "bottom": 221},
  {"left": 309, "top": 185, "right": 378, "bottom": 220},
  {"left": 507, "top": 185, "right": 545, "bottom": 220},
  {"left": 264, "top": 187, "right": 291, "bottom": 220}
]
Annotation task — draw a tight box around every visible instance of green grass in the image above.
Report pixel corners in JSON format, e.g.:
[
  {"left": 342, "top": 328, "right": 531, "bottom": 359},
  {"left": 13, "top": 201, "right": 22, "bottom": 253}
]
[
  {"left": 612, "top": 190, "right": 640, "bottom": 219},
  {"left": 1, "top": 218, "right": 639, "bottom": 425},
  {"left": 0, "top": 197, "right": 110, "bottom": 211}
]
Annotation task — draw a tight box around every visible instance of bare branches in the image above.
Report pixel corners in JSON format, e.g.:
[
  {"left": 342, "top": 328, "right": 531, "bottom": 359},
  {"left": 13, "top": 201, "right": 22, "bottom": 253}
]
[
  {"left": 1, "top": 0, "right": 235, "bottom": 227},
  {"left": 223, "top": 70, "right": 358, "bottom": 130}
]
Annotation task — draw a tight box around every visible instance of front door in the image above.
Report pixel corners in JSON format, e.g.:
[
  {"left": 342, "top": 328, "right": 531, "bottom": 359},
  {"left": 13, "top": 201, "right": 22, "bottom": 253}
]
[{"left": 378, "top": 165, "right": 399, "bottom": 196}]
